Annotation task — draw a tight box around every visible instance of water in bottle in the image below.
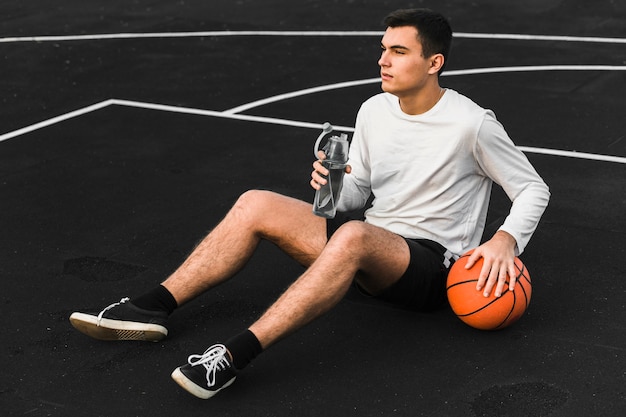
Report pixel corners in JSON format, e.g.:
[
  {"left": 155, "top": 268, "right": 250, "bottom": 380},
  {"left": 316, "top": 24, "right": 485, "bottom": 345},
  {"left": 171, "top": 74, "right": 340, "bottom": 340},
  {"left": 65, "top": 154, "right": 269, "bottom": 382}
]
[{"left": 313, "top": 124, "right": 349, "bottom": 218}]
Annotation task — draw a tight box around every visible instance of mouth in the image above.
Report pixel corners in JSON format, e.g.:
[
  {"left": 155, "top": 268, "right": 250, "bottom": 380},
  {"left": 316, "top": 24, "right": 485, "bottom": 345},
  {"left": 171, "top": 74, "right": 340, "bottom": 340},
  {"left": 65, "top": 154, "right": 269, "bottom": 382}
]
[{"left": 381, "top": 72, "right": 392, "bottom": 81}]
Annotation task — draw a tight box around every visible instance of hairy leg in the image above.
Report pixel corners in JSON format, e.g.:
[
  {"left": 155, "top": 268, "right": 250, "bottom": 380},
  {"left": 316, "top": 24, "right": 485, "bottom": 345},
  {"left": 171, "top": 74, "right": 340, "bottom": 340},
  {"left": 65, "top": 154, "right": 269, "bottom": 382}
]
[
  {"left": 162, "top": 190, "right": 327, "bottom": 305},
  {"left": 249, "top": 220, "right": 411, "bottom": 349}
]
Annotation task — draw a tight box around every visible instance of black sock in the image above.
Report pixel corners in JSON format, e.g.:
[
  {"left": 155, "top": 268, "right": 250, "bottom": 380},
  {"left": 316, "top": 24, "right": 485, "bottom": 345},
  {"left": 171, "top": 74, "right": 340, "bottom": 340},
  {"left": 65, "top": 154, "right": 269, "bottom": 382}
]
[
  {"left": 224, "top": 329, "right": 263, "bottom": 370},
  {"left": 131, "top": 285, "right": 178, "bottom": 315}
]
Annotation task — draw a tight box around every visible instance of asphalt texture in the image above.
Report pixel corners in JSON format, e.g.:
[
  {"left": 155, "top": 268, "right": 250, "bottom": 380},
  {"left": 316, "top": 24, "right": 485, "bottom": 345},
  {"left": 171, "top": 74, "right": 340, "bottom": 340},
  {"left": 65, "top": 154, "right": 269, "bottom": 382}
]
[{"left": 1, "top": 1, "right": 625, "bottom": 416}]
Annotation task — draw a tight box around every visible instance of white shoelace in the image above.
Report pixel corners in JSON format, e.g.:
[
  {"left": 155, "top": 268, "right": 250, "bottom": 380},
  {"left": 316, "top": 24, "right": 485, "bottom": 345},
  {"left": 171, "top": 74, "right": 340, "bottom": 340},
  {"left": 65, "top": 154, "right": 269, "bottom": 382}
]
[
  {"left": 96, "top": 297, "right": 130, "bottom": 326},
  {"left": 187, "top": 344, "right": 231, "bottom": 387}
]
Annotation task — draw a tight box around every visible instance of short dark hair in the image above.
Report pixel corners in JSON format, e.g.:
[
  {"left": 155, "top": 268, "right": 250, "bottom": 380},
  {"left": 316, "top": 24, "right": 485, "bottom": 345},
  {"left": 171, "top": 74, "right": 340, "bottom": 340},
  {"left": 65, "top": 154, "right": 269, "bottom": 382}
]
[{"left": 383, "top": 8, "right": 453, "bottom": 74}]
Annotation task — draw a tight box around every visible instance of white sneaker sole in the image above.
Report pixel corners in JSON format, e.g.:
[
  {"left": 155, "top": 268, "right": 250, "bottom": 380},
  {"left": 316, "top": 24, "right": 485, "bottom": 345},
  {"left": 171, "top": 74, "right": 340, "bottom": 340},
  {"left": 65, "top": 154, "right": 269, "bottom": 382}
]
[
  {"left": 171, "top": 367, "right": 236, "bottom": 399},
  {"left": 69, "top": 312, "right": 168, "bottom": 342}
]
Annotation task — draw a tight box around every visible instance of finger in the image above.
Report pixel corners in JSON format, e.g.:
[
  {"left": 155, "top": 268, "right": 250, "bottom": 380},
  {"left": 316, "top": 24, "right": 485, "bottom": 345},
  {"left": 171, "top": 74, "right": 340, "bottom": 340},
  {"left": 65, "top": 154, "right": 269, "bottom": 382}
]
[
  {"left": 310, "top": 178, "right": 321, "bottom": 190},
  {"left": 465, "top": 249, "right": 481, "bottom": 270},
  {"left": 493, "top": 267, "right": 509, "bottom": 297},
  {"left": 313, "top": 160, "right": 329, "bottom": 176},
  {"left": 345, "top": 164, "right": 352, "bottom": 174},
  {"left": 508, "top": 263, "right": 518, "bottom": 292},
  {"left": 312, "top": 163, "right": 328, "bottom": 179},
  {"left": 311, "top": 171, "right": 327, "bottom": 186},
  {"left": 468, "top": 250, "right": 486, "bottom": 290},
  {"left": 475, "top": 257, "right": 492, "bottom": 293},
  {"left": 480, "top": 260, "right": 497, "bottom": 296}
]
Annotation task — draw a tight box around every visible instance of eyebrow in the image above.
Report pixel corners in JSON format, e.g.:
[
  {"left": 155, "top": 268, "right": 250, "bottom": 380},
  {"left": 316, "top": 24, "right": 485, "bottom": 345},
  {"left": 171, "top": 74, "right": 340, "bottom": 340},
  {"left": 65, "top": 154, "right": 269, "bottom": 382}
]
[{"left": 380, "top": 42, "right": 410, "bottom": 51}]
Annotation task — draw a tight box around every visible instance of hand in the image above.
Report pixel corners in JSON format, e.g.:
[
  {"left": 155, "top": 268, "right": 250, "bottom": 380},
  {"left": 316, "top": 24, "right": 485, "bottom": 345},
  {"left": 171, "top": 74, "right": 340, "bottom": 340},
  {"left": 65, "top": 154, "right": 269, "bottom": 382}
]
[
  {"left": 465, "top": 231, "right": 517, "bottom": 298},
  {"left": 310, "top": 151, "right": 351, "bottom": 191}
]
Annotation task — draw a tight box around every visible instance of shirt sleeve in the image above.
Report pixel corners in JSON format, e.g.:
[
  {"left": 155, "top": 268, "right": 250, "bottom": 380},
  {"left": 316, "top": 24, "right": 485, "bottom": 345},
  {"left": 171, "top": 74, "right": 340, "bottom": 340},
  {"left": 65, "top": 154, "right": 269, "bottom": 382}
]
[
  {"left": 474, "top": 112, "right": 551, "bottom": 254},
  {"left": 336, "top": 108, "right": 372, "bottom": 212}
]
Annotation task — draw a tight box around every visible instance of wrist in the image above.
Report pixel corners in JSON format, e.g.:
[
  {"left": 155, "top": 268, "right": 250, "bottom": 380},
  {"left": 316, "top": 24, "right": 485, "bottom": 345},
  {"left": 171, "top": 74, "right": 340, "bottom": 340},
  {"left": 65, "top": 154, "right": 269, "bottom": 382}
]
[{"left": 494, "top": 230, "right": 517, "bottom": 249}]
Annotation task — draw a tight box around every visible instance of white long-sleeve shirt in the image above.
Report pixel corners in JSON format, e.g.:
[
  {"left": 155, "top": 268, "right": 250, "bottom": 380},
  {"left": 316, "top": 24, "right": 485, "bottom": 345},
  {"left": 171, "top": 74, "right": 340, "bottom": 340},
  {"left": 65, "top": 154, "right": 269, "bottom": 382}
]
[{"left": 336, "top": 90, "right": 550, "bottom": 257}]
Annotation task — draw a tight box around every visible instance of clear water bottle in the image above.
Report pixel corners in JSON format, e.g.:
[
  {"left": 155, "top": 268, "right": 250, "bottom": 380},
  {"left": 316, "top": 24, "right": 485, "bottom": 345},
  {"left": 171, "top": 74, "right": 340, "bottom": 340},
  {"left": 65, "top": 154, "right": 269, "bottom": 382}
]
[{"left": 313, "top": 123, "right": 349, "bottom": 219}]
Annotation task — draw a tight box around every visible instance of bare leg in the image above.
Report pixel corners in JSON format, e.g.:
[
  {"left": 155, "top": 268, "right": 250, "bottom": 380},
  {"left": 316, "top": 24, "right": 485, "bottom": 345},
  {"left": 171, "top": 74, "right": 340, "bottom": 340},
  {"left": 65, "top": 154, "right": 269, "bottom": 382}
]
[
  {"left": 249, "top": 220, "right": 411, "bottom": 349},
  {"left": 167, "top": 202, "right": 413, "bottom": 399},
  {"left": 162, "top": 190, "right": 328, "bottom": 305}
]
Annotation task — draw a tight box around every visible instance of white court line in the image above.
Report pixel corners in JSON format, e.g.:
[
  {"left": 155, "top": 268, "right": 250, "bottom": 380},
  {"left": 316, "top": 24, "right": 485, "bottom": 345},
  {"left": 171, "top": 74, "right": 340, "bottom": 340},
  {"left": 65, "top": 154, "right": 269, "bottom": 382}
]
[
  {"left": 0, "top": 100, "right": 115, "bottom": 142},
  {"left": 517, "top": 147, "right": 626, "bottom": 164},
  {"left": 2, "top": 98, "right": 624, "bottom": 164},
  {"left": 0, "top": 31, "right": 382, "bottom": 42},
  {"left": 224, "top": 65, "right": 626, "bottom": 114},
  {"left": 110, "top": 99, "right": 356, "bottom": 132},
  {"left": 106, "top": 100, "right": 626, "bottom": 164},
  {"left": 452, "top": 32, "right": 626, "bottom": 44},
  {"left": 223, "top": 78, "right": 380, "bottom": 115},
  {"left": 1, "top": 31, "right": 625, "bottom": 44},
  {"left": 0, "top": 98, "right": 355, "bottom": 143}
]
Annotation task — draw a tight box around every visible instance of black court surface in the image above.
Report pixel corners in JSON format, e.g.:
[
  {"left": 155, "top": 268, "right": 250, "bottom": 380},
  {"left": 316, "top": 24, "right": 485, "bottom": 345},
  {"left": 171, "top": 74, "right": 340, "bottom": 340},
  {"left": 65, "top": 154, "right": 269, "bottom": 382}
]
[{"left": 1, "top": 1, "right": 625, "bottom": 416}]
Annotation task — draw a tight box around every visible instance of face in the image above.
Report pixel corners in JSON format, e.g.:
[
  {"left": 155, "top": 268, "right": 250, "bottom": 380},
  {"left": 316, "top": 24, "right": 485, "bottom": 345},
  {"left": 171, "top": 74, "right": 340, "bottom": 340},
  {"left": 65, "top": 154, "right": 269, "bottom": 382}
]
[{"left": 378, "top": 26, "right": 439, "bottom": 98}]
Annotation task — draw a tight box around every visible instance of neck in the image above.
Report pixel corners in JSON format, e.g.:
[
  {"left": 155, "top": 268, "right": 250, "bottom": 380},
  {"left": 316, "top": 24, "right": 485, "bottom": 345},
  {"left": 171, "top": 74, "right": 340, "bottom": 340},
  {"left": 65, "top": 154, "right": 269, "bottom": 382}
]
[{"left": 398, "top": 84, "right": 445, "bottom": 115}]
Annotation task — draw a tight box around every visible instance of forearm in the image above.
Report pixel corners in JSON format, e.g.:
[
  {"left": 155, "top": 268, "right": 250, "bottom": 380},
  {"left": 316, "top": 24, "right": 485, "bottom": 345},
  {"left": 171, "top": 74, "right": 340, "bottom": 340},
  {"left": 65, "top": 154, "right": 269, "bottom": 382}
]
[{"left": 499, "top": 180, "right": 550, "bottom": 255}]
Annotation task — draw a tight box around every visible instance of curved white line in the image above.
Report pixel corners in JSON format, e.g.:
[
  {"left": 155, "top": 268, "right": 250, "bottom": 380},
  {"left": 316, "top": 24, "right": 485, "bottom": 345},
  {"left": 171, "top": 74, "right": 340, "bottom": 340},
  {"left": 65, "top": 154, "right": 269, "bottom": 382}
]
[
  {"left": 223, "top": 78, "right": 379, "bottom": 115},
  {"left": 225, "top": 65, "right": 626, "bottom": 114},
  {"left": 1, "top": 31, "right": 625, "bottom": 44}
]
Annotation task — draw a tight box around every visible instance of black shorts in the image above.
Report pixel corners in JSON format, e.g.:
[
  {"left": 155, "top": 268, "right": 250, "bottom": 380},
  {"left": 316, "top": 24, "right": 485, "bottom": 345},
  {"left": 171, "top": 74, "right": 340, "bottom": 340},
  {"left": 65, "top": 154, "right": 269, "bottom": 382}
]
[{"left": 327, "top": 213, "right": 453, "bottom": 312}]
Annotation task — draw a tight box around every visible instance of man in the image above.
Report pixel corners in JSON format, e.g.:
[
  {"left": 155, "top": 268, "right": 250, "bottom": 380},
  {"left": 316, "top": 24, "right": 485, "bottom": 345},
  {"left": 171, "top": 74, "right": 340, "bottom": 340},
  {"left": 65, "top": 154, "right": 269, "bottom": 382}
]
[{"left": 70, "top": 8, "right": 550, "bottom": 399}]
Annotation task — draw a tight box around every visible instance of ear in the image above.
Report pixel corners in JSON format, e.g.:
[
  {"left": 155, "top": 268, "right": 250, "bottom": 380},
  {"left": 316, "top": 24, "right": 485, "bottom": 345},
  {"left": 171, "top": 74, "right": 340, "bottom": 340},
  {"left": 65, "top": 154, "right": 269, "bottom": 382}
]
[{"left": 428, "top": 54, "right": 445, "bottom": 75}]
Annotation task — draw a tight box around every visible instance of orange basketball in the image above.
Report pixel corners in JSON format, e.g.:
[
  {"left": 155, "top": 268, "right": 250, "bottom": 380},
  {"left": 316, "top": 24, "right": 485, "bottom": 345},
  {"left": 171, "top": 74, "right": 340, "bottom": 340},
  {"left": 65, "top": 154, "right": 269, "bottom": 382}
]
[{"left": 446, "top": 250, "right": 532, "bottom": 330}]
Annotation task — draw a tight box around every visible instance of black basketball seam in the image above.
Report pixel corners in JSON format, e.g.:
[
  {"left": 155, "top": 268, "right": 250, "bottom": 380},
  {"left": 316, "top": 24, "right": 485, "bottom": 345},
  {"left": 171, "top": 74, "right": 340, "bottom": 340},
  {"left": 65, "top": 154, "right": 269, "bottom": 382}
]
[
  {"left": 454, "top": 285, "right": 510, "bottom": 317},
  {"left": 515, "top": 262, "right": 531, "bottom": 307},
  {"left": 518, "top": 278, "right": 530, "bottom": 307},
  {"left": 456, "top": 299, "right": 497, "bottom": 317},
  {"left": 494, "top": 290, "right": 516, "bottom": 330},
  {"left": 446, "top": 278, "right": 478, "bottom": 290},
  {"left": 517, "top": 263, "right": 531, "bottom": 284}
]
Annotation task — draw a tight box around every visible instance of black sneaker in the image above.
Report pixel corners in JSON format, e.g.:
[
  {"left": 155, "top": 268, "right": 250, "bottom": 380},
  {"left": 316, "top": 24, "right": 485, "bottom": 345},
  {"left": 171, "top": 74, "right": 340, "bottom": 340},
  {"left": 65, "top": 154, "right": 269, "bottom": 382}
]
[
  {"left": 171, "top": 344, "right": 237, "bottom": 399},
  {"left": 69, "top": 297, "right": 168, "bottom": 342}
]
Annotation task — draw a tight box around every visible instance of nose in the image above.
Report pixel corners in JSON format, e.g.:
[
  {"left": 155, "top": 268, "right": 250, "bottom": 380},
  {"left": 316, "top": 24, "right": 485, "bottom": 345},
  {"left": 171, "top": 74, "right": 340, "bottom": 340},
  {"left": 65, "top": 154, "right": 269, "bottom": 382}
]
[{"left": 378, "top": 50, "right": 389, "bottom": 67}]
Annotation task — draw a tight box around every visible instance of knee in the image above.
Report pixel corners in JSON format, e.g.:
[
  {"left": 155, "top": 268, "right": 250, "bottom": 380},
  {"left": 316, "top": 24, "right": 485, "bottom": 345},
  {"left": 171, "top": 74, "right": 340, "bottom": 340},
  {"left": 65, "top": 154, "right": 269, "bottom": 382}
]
[
  {"left": 234, "top": 189, "right": 268, "bottom": 213},
  {"left": 236, "top": 189, "right": 271, "bottom": 207},
  {"left": 323, "top": 221, "right": 371, "bottom": 265},
  {"left": 232, "top": 190, "right": 279, "bottom": 221},
  {"left": 330, "top": 221, "right": 369, "bottom": 247}
]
